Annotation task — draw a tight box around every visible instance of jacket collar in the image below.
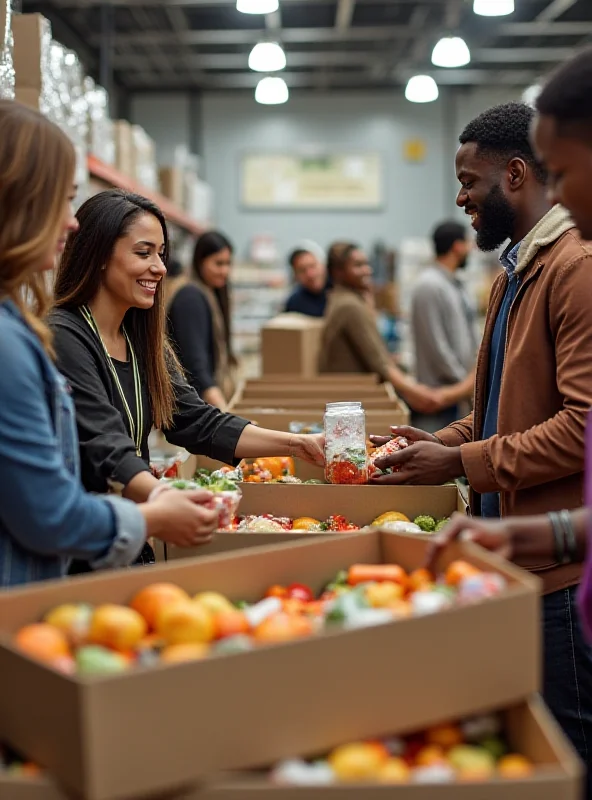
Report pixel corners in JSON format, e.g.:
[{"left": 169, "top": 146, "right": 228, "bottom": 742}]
[{"left": 516, "top": 204, "right": 575, "bottom": 274}]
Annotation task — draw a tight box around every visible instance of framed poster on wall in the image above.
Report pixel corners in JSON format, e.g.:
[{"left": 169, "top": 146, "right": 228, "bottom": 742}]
[{"left": 240, "top": 151, "right": 383, "bottom": 210}]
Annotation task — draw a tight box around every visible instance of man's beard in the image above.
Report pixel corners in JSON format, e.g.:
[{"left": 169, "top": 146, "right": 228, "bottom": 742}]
[{"left": 476, "top": 184, "right": 517, "bottom": 252}]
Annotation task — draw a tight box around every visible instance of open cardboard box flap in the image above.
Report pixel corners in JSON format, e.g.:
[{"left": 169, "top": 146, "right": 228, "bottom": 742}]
[{"left": 0, "top": 532, "right": 540, "bottom": 800}]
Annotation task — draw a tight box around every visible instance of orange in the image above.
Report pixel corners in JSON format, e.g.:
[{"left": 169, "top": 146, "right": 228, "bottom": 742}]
[
  {"left": 213, "top": 610, "right": 250, "bottom": 640},
  {"left": 161, "top": 643, "right": 210, "bottom": 663},
  {"left": 408, "top": 568, "right": 434, "bottom": 593},
  {"left": 193, "top": 591, "right": 235, "bottom": 616},
  {"left": 371, "top": 511, "right": 410, "bottom": 526},
  {"left": 292, "top": 517, "right": 322, "bottom": 531},
  {"left": 366, "top": 581, "right": 404, "bottom": 608},
  {"left": 89, "top": 604, "right": 147, "bottom": 651},
  {"left": 415, "top": 745, "right": 446, "bottom": 767},
  {"left": 254, "top": 612, "right": 313, "bottom": 643},
  {"left": 15, "top": 623, "right": 70, "bottom": 663},
  {"left": 498, "top": 754, "right": 534, "bottom": 779},
  {"left": 426, "top": 723, "right": 464, "bottom": 749},
  {"left": 130, "top": 583, "right": 190, "bottom": 630},
  {"left": 445, "top": 560, "right": 481, "bottom": 587},
  {"left": 155, "top": 600, "right": 215, "bottom": 645},
  {"left": 378, "top": 757, "right": 411, "bottom": 783},
  {"left": 329, "top": 742, "right": 387, "bottom": 781},
  {"left": 44, "top": 603, "right": 92, "bottom": 645}
]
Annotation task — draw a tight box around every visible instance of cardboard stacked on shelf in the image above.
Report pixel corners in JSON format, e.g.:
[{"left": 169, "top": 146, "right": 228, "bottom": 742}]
[
  {"left": 113, "top": 119, "right": 134, "bottom": 177},
  {"left": 0, "top": 0, "right": 14, "bottom": 99},
  {"left": 160, "top": 166, "right": 184, "bottom": 206},
  {"left": 132, "top": 123, "right": 159, "bottom": 190},
  {"left": 0, "top": 531, "right": 550, "bottom": 800},
  {"left": 11, "top": 13, "right": 50, "bottom": 111}
]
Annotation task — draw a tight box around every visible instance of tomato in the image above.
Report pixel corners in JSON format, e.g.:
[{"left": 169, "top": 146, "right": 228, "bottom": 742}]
[
  {"left": 163, "top": 465, "right": 178, "bottom": 479},
  {"left": 213, "top": 610, "right": 250, "bottom": 640},
  {"left": 254, "top": 612, "right": 313, "bottom": 642},
  {"left": 286, "top": 583, "right": 314, "bottom": 602},
  {"left": 265, "top": 585, "right": 288, "bottom": 599}
]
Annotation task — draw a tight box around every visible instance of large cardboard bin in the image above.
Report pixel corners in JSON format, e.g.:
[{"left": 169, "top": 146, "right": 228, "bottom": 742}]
[
  {"left": 194, "top": 697, "right": 582, "bottom": 800},
  {"left": 2, "top": 697, "right": 582, "bottom": 800},
  {"left": 0, "top": 532, "right": 539, "bottom": 800},
  {"left": 164, "top": 484, "right": 468, "bottom": 560},
  {"left": 261, "top": 314, "right": 324, "bottom": 377}
]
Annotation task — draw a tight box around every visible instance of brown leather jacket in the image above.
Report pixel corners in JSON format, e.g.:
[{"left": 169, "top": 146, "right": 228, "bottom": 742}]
[{"left": 437, "top": 206, "right": 592, "bottom": 594}]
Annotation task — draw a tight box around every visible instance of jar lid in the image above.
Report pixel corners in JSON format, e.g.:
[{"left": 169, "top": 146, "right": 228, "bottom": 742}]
[{"left": 325, "top": 401, "right": 363, "bottom": 412}]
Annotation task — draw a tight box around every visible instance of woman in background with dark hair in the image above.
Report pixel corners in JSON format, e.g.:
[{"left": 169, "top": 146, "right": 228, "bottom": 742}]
[
  {"left": 167, "top": 232, "right": 236, "bottom": 410},
  {"left": 50, "top": 191, "right": 323, "bottom": 572}
]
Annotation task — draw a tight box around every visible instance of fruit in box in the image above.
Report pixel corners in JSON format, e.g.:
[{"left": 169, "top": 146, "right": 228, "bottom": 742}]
[
  {"left": 13, "top": 560, "right": 507, "bottom": 675},
  {"left": 270, "top": 712, "right": 535, "bottom": 786}
]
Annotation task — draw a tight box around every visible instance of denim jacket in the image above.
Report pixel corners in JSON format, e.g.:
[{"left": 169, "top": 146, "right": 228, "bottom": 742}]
[{"left": 0, "top": 300, "right": 146, "bottom": 587}]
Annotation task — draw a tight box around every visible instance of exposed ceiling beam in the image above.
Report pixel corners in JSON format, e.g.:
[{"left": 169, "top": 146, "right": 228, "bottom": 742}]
[
  {"left": 53, "top": 0, "right": 487, "bottom": 6},
  {"left": 535, "top": 0, "right": 578, "bottom": 22},
  {"left": 475, "top": 46, "right": 576, "bottom": 62},
  {"left": 122, "top": 67, "right": 540, "bottom": 91},
  {"left": 498, "top": 21, "right": 592, "bottom": 36},
  {"left": 335, "top": 0, "right": 356, "bottom": 32},
  {"left": 92, "top": 25, "right": 415, "bottom": 47},
  {"left": 113, "top": 50, "right": 387, "bottom": 70}
]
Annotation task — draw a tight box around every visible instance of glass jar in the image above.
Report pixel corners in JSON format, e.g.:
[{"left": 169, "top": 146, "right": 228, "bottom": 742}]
[{"left": 324, "top": 401, "right": 368, "bottom": 484}]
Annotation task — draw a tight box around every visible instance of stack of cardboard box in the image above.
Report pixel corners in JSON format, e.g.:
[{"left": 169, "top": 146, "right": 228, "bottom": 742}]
[{"left": 0, "top": 0, "right": 14, "bottom": 99}]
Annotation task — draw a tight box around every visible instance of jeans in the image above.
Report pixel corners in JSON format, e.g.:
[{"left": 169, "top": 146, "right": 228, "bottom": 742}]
[{"left": 544, "top": 586, "right": 592, "bottom": 799}]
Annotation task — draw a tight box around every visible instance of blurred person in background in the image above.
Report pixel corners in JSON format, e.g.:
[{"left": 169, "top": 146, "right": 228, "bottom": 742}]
[
  {"left": 167, "top": 231, "right": 237, "bottom": 410},
  {"left": 410, "top": 221, "right": 478, "bottom": 433},
  {"left": 319, "top": 242, "right": 445, "bottom": 414},
  {"left": 375, "top": 283, "right": 401, "bottom": 357},
  {"left": 0, "top": 101, "right": 224, "bottom": 587},
  {"left": 371, "top": 101, "right": 592, "bottom": 781},
  {"left": 285, "top": 241, "right": 328, "bottom": 317},
  {"left": 50, "top": 192, "right": 325, "bottom": 573}
]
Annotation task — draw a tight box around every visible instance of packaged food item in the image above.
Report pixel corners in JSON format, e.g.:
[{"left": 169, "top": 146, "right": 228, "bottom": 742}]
[
  {"left": 164, "top": 474, "right": 242, "bottom": 530},
  {"left": 368, "top": 436, "right": 409, "bottom": 477},
  {"left": 324, "top": 402, "right": 368, "bottom": 484}
]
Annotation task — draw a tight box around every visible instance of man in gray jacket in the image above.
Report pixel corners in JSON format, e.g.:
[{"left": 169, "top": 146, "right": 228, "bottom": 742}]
[{"left": 411, "top": 221, "right": 478, "bottom": 432}]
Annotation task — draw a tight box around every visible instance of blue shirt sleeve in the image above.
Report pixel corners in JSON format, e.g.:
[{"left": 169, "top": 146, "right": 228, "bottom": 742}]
[{"left": 0, "top": 317, "right": 145, "bottom": 565}]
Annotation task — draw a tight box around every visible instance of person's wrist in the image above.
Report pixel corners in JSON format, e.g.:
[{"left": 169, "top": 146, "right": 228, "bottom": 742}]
[
  {"left": 140, "top": 503, "right": 165, "bottom": 539},
  {"left": 511, "top": 516, "right": 554, "bottom": 562},
  {"left": 447, "top": 446, "right": 465, "bottom": 478}
]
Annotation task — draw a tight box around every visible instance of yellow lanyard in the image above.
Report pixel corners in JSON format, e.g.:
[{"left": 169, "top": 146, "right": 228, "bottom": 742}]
[{"left": 80, "top": 305, "right": 144, "bottom": 457}]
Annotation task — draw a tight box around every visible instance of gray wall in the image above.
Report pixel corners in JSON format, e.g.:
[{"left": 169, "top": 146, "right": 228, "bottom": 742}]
[{"left": 131, "top": 86, "right": 521, "bottom": 261}]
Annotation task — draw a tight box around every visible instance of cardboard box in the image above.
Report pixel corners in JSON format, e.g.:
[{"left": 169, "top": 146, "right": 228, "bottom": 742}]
[
  {"left": 240, "top": 385, "right": 396, "bottom": 404},
  {"left": 164, "top": 483, "right": 468, "bottom": 560},
  {"left": 113, "top": 119, "right": 134, "bottom": 177},
  {"left": 0, "top": 532, "right": 539, "bottom": 800},
  {"left": 12, "top": 14, "right": 48, "bottom": 90},
  {"left": 261, "top": 314, "right": 324, "bottom": 377},
  {"left": 4, "top": 697, "right": 581, "bottom": 800},
  {"left": 160, "top": 166, "right": 184, "bottom": 207},
  {"left": 193, "top": 697, "right": 582, "bottom": 800},
  {"left": 249, "top": 374, "right": 380, "bottom": 385},
  {"left": 15, "top": 87, "right": 41, "bottom": 110}
]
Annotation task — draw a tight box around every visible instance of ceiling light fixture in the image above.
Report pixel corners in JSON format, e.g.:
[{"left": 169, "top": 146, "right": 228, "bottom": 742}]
[
  {"left": 473, "top": 0, "right": 514, "bottom": 16},
  {"left": 405, "top": 75, "right": 439, "bottom": 104},
  {"left": 249, "top": 42, "right": 286, "bottom": 72},
  {"left": 431, "top": 36, "right": 471, "bottom": 68},
  {"left": 255, "top": 76, "right": 289, "bottom": 105},
  {"left": 236, "top": 0, "right": 279, "bottom": 14}
]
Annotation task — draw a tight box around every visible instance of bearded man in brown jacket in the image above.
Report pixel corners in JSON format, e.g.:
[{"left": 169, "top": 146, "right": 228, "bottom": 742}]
[{"left": 372, "top": 102, "right": 592, "bottom": 783}]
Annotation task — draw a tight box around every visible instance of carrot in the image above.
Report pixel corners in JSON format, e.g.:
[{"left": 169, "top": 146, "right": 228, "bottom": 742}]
[{"left": 347, "top": 564, "right": 408, "bottom": 587}]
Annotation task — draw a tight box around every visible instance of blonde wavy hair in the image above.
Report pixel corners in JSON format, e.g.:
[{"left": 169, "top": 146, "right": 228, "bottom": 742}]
[{"left": 0, "top": 100, "right": 75, "bottom": 352}]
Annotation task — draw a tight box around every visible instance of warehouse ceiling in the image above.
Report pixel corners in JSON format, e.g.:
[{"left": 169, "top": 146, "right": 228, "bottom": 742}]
[{"left": 21, "top": 0, "right": 592, "bottom": 93}]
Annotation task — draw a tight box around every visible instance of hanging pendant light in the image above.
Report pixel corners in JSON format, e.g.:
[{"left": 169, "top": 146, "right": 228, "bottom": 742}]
[
  {"left": 255, "top": 76, "right": 289, "bottom": 105},
  {"left": 473, "top": 0, "right": 514, "bottom": 17},
  {"left": 237, "top": 0, "right": 279, "bottom": 14},
  {"left": 431, "top": 36, "right": 471, "bottom": 68},
  {"left": 249, "top": 42, "right": 286, "bottom": 72},
  {"left": 405, "top": 75, "right": 439, "bottom": 104}
]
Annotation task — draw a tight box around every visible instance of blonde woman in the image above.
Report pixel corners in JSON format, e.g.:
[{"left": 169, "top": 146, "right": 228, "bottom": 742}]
[{"left": 0, "top": 100, "right": 224, "bottom": 587}]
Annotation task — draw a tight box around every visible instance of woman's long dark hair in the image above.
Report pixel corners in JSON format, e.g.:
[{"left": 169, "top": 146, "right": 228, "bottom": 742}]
[
  {"left": 54, "top": 189, "right": 177, "bottom": 429},
  {"left": 192, "top": 231, "right": 235, "bottom": 360}
]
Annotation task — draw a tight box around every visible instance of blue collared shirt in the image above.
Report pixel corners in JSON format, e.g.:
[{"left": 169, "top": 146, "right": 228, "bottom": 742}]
[
  {"left": 0, "top": 300, "right": 146, "bottom": 586},
  {"left": 480, "top": 241, "right": 521, "bottom": 518}
]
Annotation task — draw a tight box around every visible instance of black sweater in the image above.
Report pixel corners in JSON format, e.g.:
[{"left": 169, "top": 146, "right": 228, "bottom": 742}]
[
  {"left": 49, "top": 308, "right": 249, "bottom": 495},
  {"left": 167, "top": 284, "right": 217, "bottom": 395}
]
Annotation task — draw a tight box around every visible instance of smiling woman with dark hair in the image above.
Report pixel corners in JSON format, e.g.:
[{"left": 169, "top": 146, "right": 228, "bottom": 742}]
[{"left": 49, "top": 191, "right": 324, "bottom": 572}]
